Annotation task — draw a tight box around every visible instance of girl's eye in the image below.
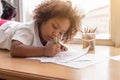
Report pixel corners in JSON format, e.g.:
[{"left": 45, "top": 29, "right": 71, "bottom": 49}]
[{"left": 52, "top": 24, "right": 58, "bottom": 29}]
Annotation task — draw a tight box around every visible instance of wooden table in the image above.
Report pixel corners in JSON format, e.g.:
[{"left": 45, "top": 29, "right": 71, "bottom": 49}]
[{"left": 0, "top": 44, "right": 120, "bottom": 80}]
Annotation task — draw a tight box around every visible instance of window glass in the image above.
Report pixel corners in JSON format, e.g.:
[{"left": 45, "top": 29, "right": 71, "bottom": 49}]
[
  {"left": 22, "top": 0, "right": 42, "bottom": 22},
  {"left": 70, "top": 0, "right": 110, "bottom": 39}
]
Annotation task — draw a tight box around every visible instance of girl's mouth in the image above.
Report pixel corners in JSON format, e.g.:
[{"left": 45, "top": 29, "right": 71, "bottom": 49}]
[{"left": 48, "top": 37, "right": 54, "bottom": 41}]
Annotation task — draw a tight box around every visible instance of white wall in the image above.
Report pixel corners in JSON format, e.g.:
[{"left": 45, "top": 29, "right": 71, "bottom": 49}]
[{"left": 22, "top": 0, "right": 42, "bottom": 22}]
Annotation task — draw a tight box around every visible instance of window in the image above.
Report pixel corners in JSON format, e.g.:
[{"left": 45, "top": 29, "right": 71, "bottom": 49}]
[
  {"left": 17, "top": 0, "right": 120, "bottom": 46},
  {"left": 19, "top": 0, "right": 42, "bottom": 22},
  {"left": 69, "top": 0, "right": 111, "bottom": 45}
]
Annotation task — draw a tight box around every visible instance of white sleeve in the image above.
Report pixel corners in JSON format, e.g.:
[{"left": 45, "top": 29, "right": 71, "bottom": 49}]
[{"left": 12, "top": 28, "right": 34, "bottom": 46}]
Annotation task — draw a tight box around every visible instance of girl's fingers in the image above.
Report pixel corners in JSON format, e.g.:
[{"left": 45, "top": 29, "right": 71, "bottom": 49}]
[{"left": 56, "top": 47, "right": 61, "bottom": 53}]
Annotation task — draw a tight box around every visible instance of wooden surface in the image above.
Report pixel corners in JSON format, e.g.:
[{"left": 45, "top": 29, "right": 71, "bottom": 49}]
[{"left": 0, "top": 44, "right": 120, "bottom": 80}]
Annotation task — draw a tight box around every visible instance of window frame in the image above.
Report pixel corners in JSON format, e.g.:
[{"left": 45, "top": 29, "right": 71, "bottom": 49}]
[{"left": 71, "top": 0, "right": 119, "bottom": 46}]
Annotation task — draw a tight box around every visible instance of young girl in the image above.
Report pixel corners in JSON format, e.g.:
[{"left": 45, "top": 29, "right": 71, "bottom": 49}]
[{"left": 0, "top": 0, "right": 82, "bottom": 57}]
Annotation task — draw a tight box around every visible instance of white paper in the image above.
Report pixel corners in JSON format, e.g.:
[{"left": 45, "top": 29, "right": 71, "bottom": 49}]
[
  {"left": 110, "top": 55, "right": 120, "bottom": 61},
  {"left": 28, "top": 46, "right": 90, "bottom": 63},
  {"left": 52, "top": 54, "right": 108, "bottom": 69},
  {"left": 28, "top": 46, "right": 108, "bottom": 69}
]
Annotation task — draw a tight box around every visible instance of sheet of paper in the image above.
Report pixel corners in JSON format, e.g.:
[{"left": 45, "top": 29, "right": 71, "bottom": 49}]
[
  {"left": 53, "top": 54, "right": 109, "bottom": 69},
  {"left": 110, "top": 55, "right": 120, "bottom": 61},
  {"left": 28, "top": 46, "right": 109, "bottom": 69},
  {"left": 28, "top": 46, "right": 90, "bottom": 63}
]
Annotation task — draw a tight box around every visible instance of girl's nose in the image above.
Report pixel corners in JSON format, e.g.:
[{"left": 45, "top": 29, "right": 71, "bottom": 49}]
[
  {"left": 53, "top": 32, "right": 62, "bottom": 40},
  {"left": 53, "top": 32, "right": 59, "bottom": 37}
]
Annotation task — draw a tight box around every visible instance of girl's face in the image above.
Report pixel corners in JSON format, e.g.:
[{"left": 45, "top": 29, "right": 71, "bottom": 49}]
[{"left": 40, "top": 17, "right": 70, "bottom": 42}]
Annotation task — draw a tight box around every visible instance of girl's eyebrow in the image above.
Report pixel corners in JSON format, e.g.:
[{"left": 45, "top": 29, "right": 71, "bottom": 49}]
[{"left": 54, "top": 20, "right": 67, "bottom": 32}]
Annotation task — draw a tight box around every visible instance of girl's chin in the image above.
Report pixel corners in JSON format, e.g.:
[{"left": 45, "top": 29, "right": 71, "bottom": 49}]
[
  {"left": 48, "top": 39, "right": 54, "bottom": 42},
  {"left": 48, "top": 37, "right": 54, "bottom": 41}
]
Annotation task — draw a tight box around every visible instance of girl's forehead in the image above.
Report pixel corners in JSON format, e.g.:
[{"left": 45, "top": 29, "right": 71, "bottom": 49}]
[
  {"left": 51, "top": 17, "right": 70, "bottom": 30},
  {"left": 51, "top": 17, "right": 70, "bottom": 25}
]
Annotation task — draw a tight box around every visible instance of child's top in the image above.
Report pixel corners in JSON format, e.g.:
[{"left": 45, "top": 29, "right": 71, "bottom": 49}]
[{"left": 0, "top": 20, "right": 50, "bottom": 50}]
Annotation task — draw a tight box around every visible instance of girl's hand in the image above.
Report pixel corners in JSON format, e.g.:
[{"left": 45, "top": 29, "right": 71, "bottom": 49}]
[{"left": 43, "top": 43, "right": 61, "bottom": 57}]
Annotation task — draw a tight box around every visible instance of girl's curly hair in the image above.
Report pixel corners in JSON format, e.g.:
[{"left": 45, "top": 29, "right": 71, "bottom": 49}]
[{"left": 33, "top": 0, "right": 82, "bottom": 43}]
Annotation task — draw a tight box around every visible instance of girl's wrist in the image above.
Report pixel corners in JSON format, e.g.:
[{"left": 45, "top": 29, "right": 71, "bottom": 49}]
[{"left": 42, "top": 47, "right": 47, "bottom": 56}]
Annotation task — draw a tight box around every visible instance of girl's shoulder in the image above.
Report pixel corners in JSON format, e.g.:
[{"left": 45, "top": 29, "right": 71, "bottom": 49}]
[{"left": 22, "top": 21, "right": 34, "bottom": 27}]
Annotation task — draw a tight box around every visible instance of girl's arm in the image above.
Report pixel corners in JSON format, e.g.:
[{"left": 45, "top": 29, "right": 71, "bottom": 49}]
[{"left": 10, "top": 40, "right": 61, "bottom": 57}]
